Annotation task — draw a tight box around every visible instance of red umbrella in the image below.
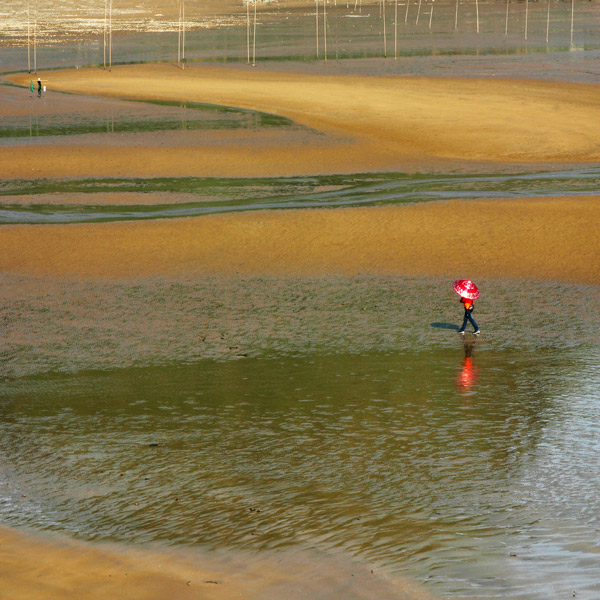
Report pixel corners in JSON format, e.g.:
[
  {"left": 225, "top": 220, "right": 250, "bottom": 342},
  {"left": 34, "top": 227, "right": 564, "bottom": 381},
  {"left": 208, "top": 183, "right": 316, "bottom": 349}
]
[{"left": 453, "top": 279, "right": 480, "bottom": 300}]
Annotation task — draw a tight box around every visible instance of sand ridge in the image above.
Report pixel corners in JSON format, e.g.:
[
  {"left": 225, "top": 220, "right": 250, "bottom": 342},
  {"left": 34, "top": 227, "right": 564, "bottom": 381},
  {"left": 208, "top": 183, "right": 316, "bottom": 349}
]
[
  {"left": 1, "top": 196, "right": 599, "bottom": 283},
  {"left": 4, "top": 64, "right": 600, "bottom": 178}
]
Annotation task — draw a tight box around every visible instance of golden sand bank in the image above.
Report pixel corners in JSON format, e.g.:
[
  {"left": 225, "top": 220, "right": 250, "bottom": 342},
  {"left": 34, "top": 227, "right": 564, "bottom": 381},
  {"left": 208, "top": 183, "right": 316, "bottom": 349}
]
[
  {"left": 1, "top": 197, "right": 599, "bottom": 283},
  {"left": 4, "top": 64, "right": 600, "bottom": 178},
  {"left": 0, "top": 526, "right": 428, "bottom": 600},
  {"left": 0, "top": 527, "right": 236, "bottom": 600}
]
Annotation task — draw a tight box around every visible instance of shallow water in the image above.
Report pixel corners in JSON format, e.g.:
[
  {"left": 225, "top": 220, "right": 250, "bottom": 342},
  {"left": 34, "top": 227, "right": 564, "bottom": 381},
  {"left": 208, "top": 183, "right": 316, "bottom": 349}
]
[
  {"left": 2, "top": 2, "right": 599, "bottom": 69},
  {"left": 1, "top": 168, "right": 600, "bottom": 223},
  {"left": 1, "top": 276, "right": 600, "bottom": 598},
  {"left": 0, "top": 96, "right": 295, "bottom": 138}
]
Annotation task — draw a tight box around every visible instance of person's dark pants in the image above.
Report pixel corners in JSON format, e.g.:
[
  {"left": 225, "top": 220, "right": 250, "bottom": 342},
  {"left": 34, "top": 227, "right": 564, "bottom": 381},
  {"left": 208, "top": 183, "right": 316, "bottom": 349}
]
[{"left": 459, "top": 310, "right": 479, "bottom": 333}]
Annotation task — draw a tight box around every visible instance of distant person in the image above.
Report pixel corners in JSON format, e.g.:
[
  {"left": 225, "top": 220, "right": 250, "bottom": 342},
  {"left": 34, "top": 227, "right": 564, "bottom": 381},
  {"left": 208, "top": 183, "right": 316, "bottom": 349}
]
[
  {"left": 458, "top": 296, "right": 480, "bottom": 335},
  {"left": 37, "top": 78, "right": 42, "bottom": 97}
]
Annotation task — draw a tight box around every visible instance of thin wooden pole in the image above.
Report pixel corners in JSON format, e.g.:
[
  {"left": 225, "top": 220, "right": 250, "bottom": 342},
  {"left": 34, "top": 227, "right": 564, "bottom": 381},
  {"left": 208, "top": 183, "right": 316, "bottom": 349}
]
[
  {"left": 109, "top": 0, "right": 112, "bottom": 71},
  {"left": 475, "top": 0, "right": 479, "bottom": 33},
  {"left": 429, "top": 2, "right": 433, "bottom": 29},
  {"left": 104, "top": 0, "right": 107, "bottom": 68},
  {"left": 546, "top": 0, "right": 550, "bottom": 44},
  {"left": 455, "top": 0, "right": 459, "bottom": 30},
  {"left": 252, "top": 0, "right": 257, "bottom": 66},
  {"left": 33, "top": 17, "right": 37, "bottom": 73},
  {"left": 182, "top": 0, "right": 185, "bottom": 68},
  {"left": 525, "top": 0, "right": 528, "bottom": 40},
  {"left": 178, "top": 1, "right": 181, "bottom": 66},
  {"left": 383, "top": 0, "right": 387, "bottom": 57},
  {"left": 394, "top": 0, "right": 398, "bottom": 59},
  {"left": 405, "top": 0, "right": 409, "bottom": 23},
  {"left": 416, "top": 0, "right": 421, "bottom": 25},
  {"left": 324, "top": 0, "right": 327, "bottom": 62},
  {"left": 246, "top": 1, "right": 250, "bottom": 63},
  {"left": 570, "top": 0, "right": 574, "bottom": 46},
  {"left": 27, "top": 1, "right": 31, "bottom": 73},
  {"left": 505, "top": 0, "right": 509, "bottom": 35},
  {"left": 316, "top": 0, "right": 319, "bottom": 59}
]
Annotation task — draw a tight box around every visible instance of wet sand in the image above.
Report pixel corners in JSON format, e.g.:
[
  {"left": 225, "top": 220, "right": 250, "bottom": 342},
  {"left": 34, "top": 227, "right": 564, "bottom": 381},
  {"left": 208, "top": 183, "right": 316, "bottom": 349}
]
[
  {"left": 1, "top": 58, "right": 599, "bottom": 599},
  {"left": 4, "top": 64, "right": 600, "bottom": 178},
  {"left": 0, "top": 526, "right": 430, "bottom": 600},
  {"left": 1, "top": 196, "right": 599, "bottom": 283}
]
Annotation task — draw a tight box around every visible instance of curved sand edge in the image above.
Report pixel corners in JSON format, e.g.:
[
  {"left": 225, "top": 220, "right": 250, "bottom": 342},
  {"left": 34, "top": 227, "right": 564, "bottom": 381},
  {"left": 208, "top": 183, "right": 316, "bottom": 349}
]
[
  {"left": 1, "top": 196, "right": 599, "bottom": 284},
  {"left": 4, "top": 64, "right": 600, "bottom": 178},
  {"left": 0, "top": 526, "right": 431, "bottom": 600}
]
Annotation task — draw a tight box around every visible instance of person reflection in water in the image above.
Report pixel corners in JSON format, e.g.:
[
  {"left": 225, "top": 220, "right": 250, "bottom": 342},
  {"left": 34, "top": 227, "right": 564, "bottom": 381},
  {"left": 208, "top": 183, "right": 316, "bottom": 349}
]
[{"left": 456, "top": 339, "right": 478, "bottom": 394}]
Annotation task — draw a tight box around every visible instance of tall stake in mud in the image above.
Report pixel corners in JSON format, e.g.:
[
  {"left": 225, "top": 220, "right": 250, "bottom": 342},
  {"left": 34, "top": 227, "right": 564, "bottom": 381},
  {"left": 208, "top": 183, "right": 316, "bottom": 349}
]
[
  {"left": 104, "top": 0, "right": 107, "bottom": 68},
  {"left": 455, "top": 0, "right": 459, "bottom": 30},
  {"left": 429, "top": 1, "right": 434, "bottom": 29},
  {"left": 405, "top": 0, "right": 410, "bottom": 24},
  {"left": 109, "top": 0, "right": 112, "bottom": 71},
  {"left": 416, "top": 0, "right": 421, "bottom": 25},
  {"left": 525, "top": 0, "right": 528, "bottom": 40},
  {"left": 394, "top": 0, "right": 398, "bottom": 59},
  {"left": 505, "top": 0, "right": 509, "bottom": 35},
  {"left": 315, "top": 0, "right": 319, "bottom": 59},
  {"left": 382, "top": 0, "right": 387, "bottom": 57},
  {"left": 247, "top": 0, "right": 250, "bottom": 63},
  {"left": 323, "top": 0, "right": 328, "bottom": 62},
  {"left": 33, "top": 14, "right": 37, "bottom": 73},
  {"left": 27, "top": 1, "right": 31, "bottom": 72},
  {"left": 475, "top": 0, "right": 479, "bottom": 33},
  {"left": 570, "top": 0, "right": 574, "bottom": 46},
  {"left": 253, "top": 0, "right": 257, "bottom": 66},
  {"left": 178, "top": 1, "right": 181, "bottom": 66},
  {"left": 181, "top": 0, "right": 186, "bottom": 69},
  {"left": 546, "top": 0, "right": 550, "bottom": 44}
]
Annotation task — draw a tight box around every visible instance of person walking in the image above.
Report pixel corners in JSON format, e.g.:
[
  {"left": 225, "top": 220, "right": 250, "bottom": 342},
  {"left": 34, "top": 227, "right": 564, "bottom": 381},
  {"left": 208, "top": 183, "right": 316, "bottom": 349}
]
[
  {"left": 37, "top": 77, "right": 42, "bottom": 97},
  {"left": 458, "top": 295, "right": 480, "bottom": 335},
  {"left": 453, "top": 279, "right": 481, "bottom": 335}
]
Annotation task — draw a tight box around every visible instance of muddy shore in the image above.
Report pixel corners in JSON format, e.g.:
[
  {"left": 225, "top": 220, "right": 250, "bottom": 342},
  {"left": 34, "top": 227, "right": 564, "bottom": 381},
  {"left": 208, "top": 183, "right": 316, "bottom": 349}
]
[{"left": 1, "top": 56, "right": 600, "bottom": 600}]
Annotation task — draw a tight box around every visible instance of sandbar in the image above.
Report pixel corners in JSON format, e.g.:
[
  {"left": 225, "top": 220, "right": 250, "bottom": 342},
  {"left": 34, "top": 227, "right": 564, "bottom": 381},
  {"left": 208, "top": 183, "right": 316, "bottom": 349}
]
[
  {"left": 1, "top": 196, "right": 598, "bottom": 283},
  {"left": 4, "top": 64, "right": 600, "bottom": 178}
]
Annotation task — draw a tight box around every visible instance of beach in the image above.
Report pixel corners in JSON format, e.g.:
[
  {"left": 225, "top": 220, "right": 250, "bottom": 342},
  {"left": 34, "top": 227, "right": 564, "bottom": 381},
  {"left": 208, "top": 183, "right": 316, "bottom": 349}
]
[
  {"left": 5, "top": 65, "right": 600, "bottom": 178},
  {"left": 0, "top": 526, "right": 430, "bottom": 600},
  {"left": 3, "top": 64, "right": 599, "bottom": 283},
  {"left": 1, "top": 36, "right": 600, "bottom": 600}
]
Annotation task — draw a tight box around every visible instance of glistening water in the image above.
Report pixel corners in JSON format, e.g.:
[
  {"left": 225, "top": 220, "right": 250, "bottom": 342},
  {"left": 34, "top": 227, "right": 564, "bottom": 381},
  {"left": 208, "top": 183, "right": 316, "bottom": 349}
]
[{"left": 1, "top": 275, "right": 599, "bottom": 599}]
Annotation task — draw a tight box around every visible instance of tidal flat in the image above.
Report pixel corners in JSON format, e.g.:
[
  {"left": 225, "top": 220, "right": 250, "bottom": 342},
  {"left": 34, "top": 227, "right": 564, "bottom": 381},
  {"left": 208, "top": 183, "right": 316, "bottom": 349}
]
[
  {"left": 1, "top": 275, "right": 600, "bottom": 600},
  {"left": 2, "top": 2, "right": 600, "bottom": 598}
]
